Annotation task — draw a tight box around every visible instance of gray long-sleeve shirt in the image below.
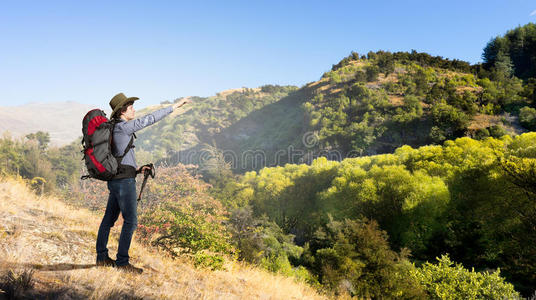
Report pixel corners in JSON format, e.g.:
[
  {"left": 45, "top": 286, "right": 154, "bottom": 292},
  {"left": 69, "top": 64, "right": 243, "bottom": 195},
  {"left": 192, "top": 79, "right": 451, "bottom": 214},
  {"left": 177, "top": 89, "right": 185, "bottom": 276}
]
[{"left": 112, "top": 106, "right": 173, "bottom": 169}]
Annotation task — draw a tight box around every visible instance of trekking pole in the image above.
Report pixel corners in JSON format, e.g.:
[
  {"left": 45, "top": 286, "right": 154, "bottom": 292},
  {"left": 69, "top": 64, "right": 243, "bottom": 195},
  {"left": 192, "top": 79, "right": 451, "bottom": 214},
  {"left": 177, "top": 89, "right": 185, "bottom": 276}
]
[{"left": 137, "top": 163, "right": 155, "bottom": 202}]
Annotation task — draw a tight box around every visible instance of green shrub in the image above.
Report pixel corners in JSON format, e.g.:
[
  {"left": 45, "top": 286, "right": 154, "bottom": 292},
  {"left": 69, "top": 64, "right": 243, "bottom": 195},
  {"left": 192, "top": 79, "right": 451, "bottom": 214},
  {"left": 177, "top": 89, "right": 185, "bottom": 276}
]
[
  {"left": 410, "top": 255, "right": 520, "bottom": 300},
  {"left": 474, "top": 128, "right": 490, "bottom": 140},
  {"left": 329, "top": 72, "right": 343, "bottom": 84},
  {"left": 488, "top": 125, "right": 508, "bottom": 138},
  {"left": 306, "top": 218, "right": 426, "bottom": 298},
  {"left": 227, "top": 207, "right": 313, "bottom": 281},
  {"left": 354, "top": 70, "right": 367, "bottom": 82},
  {"left": 136, "top": 165, "right": 236, "bottom": 268},
  {"left": 366, "top": 65, "right": 379, "bottom": 82},
  {"left": 193, "top": 252, "right": 225, "bottom": 270},
  {"left": 519, "top": 106, "right": 536, "bottom": 130}
]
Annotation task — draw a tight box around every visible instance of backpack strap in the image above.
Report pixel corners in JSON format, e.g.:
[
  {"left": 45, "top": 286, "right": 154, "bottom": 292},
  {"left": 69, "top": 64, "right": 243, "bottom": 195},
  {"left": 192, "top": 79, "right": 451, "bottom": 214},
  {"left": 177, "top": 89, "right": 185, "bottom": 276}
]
[
  {"left": 117, "top": 135, "right": 135, "bottom": 161},
  {"left": 110, "top": 119, "right": 136, "bottom": 162}
]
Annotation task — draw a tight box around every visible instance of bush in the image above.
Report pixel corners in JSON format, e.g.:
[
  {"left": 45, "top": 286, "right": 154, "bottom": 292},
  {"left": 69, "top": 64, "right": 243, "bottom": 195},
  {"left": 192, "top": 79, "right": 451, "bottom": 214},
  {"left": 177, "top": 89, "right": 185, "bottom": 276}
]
[
  {"left": 193, "top": 252, "right": 225, "bottom": 270},
  {"left": 488, "top": 125, "right": 508, "bottom": 138},
  {"left": 366, "top": 65, "right": 380, "bottom": 82},
  {"left": 429, "top": 126, "right": 447, "bottom": 143},
  {"left": 474, "top": 128, "right": 490, "bottom": 140},
  {"left": 354, "top": 70, "right": 367, "bottom": 82},
  {"left": 139, "top": 202, "right": 234, "bottom": 259},
  {"left": 136, "top": 165, "right": 236, "bottom": 268},
  {"left": 430, "top": 102, "right": 469, "bottom": 137},
  {"left": 0, "top": 269, "right": 35, "bottom": 299},
  {"left": 409, "top": 255, "right": 520, "bottom": 299},
  {"left": 306, "top": 218, "right": 426, "bottom": 298},
  {"left": 329, "top": 72, "right": 343, "bottom": 84},
  {"left": 519, "top": 106, "right": 536, "bottom": 130},
  {"left": 227, "top": 207, "right": 313, "bottom": 281}
]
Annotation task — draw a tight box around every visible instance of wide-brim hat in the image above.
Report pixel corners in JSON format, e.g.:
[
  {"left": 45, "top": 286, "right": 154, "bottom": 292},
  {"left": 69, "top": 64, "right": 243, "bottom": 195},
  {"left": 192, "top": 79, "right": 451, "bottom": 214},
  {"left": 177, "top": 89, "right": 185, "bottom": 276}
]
[{"left": 109, "top": 93, "right": 139, "bottom": 118}]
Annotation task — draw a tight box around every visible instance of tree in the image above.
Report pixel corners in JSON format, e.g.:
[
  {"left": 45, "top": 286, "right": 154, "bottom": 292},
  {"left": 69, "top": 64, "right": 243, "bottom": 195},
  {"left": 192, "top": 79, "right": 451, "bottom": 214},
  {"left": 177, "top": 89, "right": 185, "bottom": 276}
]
[
  {"left": 377, "top": 53, "right": 395, "bottom": 75},
  {"left": 366, "top": 65, "right": 380, "bottom": 82},
  {"left": 25, "top": 131, "right": 50, "bottom": 151},
  {"left": 307, "top": 218, "right": 426, "bottom": 298},
  {"left": 430, "top": 102, "right": 469, "bottom": 138},
  {"left": 392, "top": 95, "right": 423, "bottom": 125},
  {"left": 482, "top": 23, "right": 536, "bottom": 79},
  {"left": 493, "top": 51, "right": 514, "bottom": 79},
  {"left": 354, "top": 70, "right": 367, "bottom": 82},
  {"left": 228, "top": 206, "right": 264, "bottom": 262},
  {"left": 519, "top": 106, "right": 536, "bottom": 130},
  {"left": 522, "top": 78, "right": 536, "bottom": 104},
  {"left": 0, "top": 137, "right": 23, "bottom": 175}
]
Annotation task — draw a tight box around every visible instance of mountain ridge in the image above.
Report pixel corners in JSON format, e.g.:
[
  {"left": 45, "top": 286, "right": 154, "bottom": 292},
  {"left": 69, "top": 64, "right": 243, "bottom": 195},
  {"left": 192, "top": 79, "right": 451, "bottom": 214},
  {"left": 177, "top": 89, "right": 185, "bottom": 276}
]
[{"left": 0, "top": 101, "right": 94, "bottom": 147}]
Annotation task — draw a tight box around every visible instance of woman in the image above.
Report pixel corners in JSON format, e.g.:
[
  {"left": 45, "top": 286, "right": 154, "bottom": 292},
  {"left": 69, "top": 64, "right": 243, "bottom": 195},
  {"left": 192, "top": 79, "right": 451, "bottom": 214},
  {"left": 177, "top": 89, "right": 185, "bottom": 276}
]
[{"left": 95, "top": 92, "right": 191, "bottom": 273}]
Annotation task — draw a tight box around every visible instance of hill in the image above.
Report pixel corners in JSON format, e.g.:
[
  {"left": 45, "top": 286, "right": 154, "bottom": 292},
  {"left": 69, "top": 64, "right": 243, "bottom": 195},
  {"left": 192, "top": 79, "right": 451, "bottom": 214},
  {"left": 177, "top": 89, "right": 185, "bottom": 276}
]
[
  {"left": 130, "top": 85, "right": 298, "bottom": 169},
  {"left": 8, "top": 48, "right": 533, "bottom": 176},
  {"left": 130, "top": 50, "right": 532, "bottom": 174},
  {"left": 0, "top": 178, "right": 325, "bottom": 299}
]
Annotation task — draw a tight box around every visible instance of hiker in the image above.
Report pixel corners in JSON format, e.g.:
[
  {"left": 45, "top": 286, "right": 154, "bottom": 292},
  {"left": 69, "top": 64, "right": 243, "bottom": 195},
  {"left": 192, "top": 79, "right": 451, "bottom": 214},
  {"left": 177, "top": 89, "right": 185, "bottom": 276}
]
[{"left": 95, "top": 93, "right": 191, "bottom": 273}]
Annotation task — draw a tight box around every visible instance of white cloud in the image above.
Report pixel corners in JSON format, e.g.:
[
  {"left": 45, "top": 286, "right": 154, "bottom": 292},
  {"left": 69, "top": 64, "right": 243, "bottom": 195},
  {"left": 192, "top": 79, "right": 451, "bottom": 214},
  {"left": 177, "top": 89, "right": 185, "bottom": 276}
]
[{"left": 531, "top": 9, "right": 536, "bottom": 16}]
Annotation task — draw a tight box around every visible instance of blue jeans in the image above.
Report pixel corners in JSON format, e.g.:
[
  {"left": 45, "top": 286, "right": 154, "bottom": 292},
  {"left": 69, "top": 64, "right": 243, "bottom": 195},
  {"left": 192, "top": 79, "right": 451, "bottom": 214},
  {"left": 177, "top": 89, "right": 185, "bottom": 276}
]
[{"left": 96, "top": 177, "right": 137, "bottom": 266}]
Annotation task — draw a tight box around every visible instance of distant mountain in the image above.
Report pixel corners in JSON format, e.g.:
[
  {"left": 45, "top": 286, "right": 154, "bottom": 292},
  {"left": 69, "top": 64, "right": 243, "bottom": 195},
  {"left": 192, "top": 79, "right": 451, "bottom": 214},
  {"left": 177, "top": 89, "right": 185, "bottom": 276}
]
[{"left": 0, "top": 101, "right": 94, "bottom": 146}]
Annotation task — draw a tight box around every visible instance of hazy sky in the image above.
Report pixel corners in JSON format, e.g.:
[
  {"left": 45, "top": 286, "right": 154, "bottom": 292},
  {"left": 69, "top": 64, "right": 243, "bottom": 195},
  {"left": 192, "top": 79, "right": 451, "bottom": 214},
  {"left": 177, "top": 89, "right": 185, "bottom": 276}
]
[{"left": 1, "top": 0, "right": 535, "bottom": 109}]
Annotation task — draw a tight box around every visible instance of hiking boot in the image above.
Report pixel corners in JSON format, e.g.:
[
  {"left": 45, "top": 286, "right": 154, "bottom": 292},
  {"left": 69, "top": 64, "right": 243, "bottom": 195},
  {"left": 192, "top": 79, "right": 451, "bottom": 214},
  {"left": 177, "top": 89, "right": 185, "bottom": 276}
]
[
  {"left": 116, "top": 263, "right": 143, "bottom": 274},
  {"left": 96, "top": 256, "right": 115, "bottom": 267}
]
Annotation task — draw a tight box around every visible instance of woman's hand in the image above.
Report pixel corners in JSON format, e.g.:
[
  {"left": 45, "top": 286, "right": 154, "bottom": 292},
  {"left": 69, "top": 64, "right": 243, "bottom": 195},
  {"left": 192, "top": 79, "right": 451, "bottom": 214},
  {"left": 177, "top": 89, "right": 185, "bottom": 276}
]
[
  {"left": 137, "top": 165, "right": 151, "bottom": 175},
  {"left": 139, "top": 165, "right": 151, "bottom": 173}
]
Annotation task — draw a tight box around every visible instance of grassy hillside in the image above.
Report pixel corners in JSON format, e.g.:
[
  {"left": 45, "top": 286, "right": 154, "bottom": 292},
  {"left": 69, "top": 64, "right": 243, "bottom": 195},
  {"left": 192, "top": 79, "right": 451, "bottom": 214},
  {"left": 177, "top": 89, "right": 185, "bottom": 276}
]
[
  {"left": 219, "top": 50, "right": 531, "bottom": 169},
  {"left": 130, "top": 49, "right": 533, "bottom": 175},
  {"left": 0, "top": 177, "right": 326, "bottom": 299}
]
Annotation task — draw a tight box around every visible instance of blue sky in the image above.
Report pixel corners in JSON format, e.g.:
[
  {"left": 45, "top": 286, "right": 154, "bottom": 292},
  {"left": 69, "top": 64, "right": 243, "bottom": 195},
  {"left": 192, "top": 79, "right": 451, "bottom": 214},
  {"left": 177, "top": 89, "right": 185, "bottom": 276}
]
[{"left": 0, "top": 0, "right": 535, "bottom": 109}]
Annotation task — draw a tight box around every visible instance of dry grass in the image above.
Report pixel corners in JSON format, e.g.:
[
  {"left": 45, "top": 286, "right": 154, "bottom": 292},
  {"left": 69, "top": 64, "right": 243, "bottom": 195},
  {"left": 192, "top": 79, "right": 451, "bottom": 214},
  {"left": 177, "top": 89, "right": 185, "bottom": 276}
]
[
  {"left": 467, "top": 114, "right": 502, "bottom": 130},
  {"left": 388, "top": 95, "right": 404, "bottom": 106},
  {"left": 217, "top": 87, "right": 261, "bottom": 98},
  {"left": 455, "top": 85, "right": 482, "bottom": 94},
  {"left": 0, "top": 178, "right": 328, "bottom": 299}
]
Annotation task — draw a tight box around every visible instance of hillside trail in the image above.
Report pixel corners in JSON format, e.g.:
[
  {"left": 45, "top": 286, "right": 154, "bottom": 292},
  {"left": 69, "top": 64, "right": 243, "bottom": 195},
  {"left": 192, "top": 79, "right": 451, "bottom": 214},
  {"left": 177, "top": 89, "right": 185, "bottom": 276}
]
[{"left": 0, "top": 179, "right": 327, "bottom": 300}]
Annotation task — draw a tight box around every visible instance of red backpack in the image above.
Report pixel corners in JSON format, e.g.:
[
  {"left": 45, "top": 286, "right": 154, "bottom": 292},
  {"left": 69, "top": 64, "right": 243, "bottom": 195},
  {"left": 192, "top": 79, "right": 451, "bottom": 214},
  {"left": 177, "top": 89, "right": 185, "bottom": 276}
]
[{"left": 80, "top": 109, "right": 134, "bottom": 181}]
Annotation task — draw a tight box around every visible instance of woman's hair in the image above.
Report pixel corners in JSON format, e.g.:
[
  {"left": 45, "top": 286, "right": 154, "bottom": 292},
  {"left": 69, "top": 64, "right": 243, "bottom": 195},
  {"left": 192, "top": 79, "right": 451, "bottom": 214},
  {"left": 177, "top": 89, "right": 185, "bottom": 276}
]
[{"left": 112, "top": 101, "right": 134, "bottom": 120}]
